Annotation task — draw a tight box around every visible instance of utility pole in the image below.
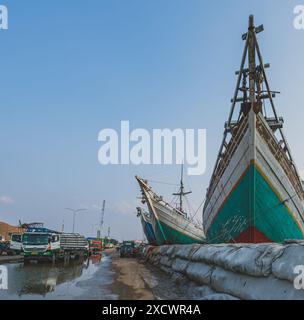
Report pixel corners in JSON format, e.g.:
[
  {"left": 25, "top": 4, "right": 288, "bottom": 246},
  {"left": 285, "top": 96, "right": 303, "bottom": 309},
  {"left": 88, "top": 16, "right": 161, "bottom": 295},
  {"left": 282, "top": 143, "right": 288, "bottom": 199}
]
[
  {"left": 107, "top": 226, "right": 110, "bottom": 244},
  {"left": 97, "top": 200, "right": 105, "bottom": 239},
  {"left": 65, "top": 208, "right": 86, "bottom": 233}
]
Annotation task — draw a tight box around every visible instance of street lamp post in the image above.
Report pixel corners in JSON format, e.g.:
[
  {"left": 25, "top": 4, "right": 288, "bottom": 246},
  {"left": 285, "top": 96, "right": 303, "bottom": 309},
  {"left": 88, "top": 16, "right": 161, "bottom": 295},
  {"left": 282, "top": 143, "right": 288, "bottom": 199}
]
[{"left": 65, "top": 208, "right": 86, "bottom": 233}]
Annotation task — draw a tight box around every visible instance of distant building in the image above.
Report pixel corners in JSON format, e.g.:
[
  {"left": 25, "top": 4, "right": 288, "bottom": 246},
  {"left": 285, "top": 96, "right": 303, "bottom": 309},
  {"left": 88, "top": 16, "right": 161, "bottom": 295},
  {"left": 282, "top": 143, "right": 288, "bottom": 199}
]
[{"left": 0, "top": 221, "right": 24, "bottom": 241}]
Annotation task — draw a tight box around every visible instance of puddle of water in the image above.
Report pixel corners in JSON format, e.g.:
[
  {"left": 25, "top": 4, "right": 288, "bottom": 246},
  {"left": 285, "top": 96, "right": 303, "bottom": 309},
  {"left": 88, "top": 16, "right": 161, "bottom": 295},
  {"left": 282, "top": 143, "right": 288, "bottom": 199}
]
[{"left": 0, "top": 255, "right": 115, "bottom": 300}]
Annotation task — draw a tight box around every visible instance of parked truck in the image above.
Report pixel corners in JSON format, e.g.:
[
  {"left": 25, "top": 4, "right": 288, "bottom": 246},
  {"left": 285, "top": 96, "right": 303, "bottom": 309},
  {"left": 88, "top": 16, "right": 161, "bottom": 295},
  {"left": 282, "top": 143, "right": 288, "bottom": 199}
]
[
  {"left": 0, "top": 234, "right": 23, "bottom": 256},
  {"left": 22, "top": 228, "right": 89, "bottom": 263},
  {"left": 0, "top": 241, "right": 9, "bottom": 255},
  {"left": 87, "top": 238, "right": 103, "bottom": 255},
  {"left": 120, "top": 241, "right": 136, "bottom": 258},
  {"left": 9, "top": 233, "right": 23, "bottom": 254}
]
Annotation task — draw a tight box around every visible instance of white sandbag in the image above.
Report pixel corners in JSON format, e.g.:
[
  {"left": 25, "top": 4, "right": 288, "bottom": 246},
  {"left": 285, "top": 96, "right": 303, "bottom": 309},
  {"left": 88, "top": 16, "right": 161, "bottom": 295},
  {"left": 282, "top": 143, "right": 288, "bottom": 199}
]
[
  {"left": 185, "top": 262, "right": 213, "bottom": 285},
  {"left": 190, "top": 243, "right": 284, "bottom": 277},
  {"left": 165, "top": 245, "right": 175, "bottom": 256},
  {"left": 174, "top": 244, "right": 201, "bottom": 260},
  {"left": 202, "top": 293, "right": 239, "bottom": 300},
  {"left": 191, "top": 244, "right": 241, "bottom": 264},
  {"left": 159, "top": 245, "right": 171, "bottom": 255},
  {"left": 187, "top": 284, "right": 216, "bottom": 300},
  {"left": 160, "top": 265, "right": 172, "bottom": 274},
  {"left": 221, "top": 244, "right": 285, "bottom": 276},
  {"left": 170, "top": 272, "right": 187, "bottom": 284},
  {"left": 160, "top": 255, "right": 172, "bottom": 268},
  {"left": 211, "top": 267, "right": 304, "bottom": 300},
  {"left": 171, "top": 258, "right": 189, "bottom": 274},
  {"left": 272, "top": 244, "right": 304, "bottom": 283}
]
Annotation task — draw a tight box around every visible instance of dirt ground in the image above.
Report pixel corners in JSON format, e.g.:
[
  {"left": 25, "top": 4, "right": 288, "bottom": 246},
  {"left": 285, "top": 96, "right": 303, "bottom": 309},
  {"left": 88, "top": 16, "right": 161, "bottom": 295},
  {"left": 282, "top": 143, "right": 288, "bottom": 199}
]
[{"left": 109, "top": 251, "right": 155, "bottom": 300}]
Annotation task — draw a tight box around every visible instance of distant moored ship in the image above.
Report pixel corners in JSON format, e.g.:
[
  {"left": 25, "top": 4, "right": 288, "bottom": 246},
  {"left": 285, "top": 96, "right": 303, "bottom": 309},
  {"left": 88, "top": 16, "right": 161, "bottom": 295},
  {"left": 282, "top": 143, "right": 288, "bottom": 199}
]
[
  {"left": 136, "top": 169, "right": 205, "bottom": 245},
  {"left": 136, "top": 207, "right": 157, "bottom": 245}
]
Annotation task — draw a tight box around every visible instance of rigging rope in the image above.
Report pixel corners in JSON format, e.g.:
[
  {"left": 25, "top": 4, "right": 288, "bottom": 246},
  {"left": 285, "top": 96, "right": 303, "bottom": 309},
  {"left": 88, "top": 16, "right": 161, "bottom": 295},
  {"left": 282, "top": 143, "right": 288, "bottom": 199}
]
[{"left": 146, "top": 179, "right": 179, "bottom": 186}]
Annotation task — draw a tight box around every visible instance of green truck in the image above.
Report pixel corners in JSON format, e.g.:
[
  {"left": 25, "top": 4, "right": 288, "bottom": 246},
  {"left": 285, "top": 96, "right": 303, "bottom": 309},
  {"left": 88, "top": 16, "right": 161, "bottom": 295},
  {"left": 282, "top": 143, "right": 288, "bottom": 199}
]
[
  {"left": 120, "top": 241, "right": 136, "bottom": 258},
  {"left": 22, "top": 228, "right": 89, "bottom": 263}
]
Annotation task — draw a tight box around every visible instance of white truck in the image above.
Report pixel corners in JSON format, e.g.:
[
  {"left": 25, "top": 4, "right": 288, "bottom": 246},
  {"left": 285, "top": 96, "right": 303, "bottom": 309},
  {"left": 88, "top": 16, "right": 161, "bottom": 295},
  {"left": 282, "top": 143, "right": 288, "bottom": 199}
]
[
  {"left": 9, "top": 233, "right": 23, "bottom": 254},
  {"left": 0, "top": 234, "right": 23, "bottom": 256},
  {"left": 22, "top": 228, "right": 88, "bottom": 263}
]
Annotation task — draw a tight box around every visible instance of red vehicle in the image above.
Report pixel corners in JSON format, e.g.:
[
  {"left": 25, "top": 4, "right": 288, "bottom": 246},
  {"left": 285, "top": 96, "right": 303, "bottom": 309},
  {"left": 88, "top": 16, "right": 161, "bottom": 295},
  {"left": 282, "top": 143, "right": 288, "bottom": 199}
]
[{"left": 88, "top": 238, "right": 103, "bottom": 255}]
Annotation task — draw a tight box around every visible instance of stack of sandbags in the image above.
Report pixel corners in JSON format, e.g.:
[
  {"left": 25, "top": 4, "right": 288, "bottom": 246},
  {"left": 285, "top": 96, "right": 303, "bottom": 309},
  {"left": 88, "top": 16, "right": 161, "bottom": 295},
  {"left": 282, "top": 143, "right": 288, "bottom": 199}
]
[{"left": 145, "top": 243, "right": 304, "bottom": 300}]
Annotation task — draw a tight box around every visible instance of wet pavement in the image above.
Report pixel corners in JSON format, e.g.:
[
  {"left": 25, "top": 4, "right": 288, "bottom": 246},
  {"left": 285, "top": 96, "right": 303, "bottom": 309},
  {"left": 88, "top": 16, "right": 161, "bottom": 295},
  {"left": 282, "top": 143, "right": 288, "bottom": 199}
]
[
  {"left": 0, "top": 251, "right": 190, "bottom": 300},
  {"left": 0, "top": 254, "right": 116, "bottom": 300}
]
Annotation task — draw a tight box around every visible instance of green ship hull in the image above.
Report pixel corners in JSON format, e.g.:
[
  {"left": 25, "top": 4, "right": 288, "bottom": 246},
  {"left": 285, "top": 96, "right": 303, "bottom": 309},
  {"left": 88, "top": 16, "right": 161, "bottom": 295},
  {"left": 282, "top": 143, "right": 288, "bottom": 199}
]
[
  {"left": 153, "top": 218, "right": 205, "bottom": 245},
  {"left": 206, "top": 162, "right": 304, "bottom": 243},
  {"left": 203, "top": 17, "right": 304, "bottom": 244}
]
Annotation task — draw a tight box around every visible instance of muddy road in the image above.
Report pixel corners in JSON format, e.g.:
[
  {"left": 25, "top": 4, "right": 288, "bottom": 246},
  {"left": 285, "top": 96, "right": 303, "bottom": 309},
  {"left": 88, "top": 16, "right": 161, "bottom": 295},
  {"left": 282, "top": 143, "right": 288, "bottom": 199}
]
[{"left": 0, "top": 251, "right": 189, "bottom": 300}]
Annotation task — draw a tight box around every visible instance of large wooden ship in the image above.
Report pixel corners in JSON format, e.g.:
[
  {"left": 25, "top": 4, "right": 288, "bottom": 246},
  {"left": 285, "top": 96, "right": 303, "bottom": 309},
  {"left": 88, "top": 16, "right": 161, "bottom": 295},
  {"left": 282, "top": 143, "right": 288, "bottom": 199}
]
[{"left": 203, "top": 16, "right": 304, "bottom": 243}]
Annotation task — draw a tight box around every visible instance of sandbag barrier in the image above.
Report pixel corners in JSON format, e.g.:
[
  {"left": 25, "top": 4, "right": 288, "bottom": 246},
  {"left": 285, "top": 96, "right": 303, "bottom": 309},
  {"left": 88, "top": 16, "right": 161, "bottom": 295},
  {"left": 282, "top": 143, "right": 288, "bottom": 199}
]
[{"left": 144, "top": 242, "right": 304, "bottom": 300}]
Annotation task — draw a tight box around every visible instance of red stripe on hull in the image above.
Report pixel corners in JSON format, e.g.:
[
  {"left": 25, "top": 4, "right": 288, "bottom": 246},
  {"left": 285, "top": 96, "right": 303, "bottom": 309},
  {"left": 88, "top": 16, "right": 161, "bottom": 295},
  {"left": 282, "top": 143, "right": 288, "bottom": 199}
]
[{"left": 232, "top": 226, "right": 272, "bottom": 243}]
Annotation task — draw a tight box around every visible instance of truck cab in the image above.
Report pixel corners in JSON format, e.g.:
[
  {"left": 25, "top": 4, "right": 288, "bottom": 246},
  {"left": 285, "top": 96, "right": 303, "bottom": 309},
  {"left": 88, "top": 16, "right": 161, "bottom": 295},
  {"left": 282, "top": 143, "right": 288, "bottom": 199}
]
[
  {"left": 22, "top": 231, "right": 60, "bottom": 261},
  {"left": 22, "top": 227, "right": 88, "bottom": 263},
  {"left": 120, "top": 241, "right": 135, "bottom": 258},
  {"left": 10, "top": 233, "right": 23, "bottom": 254}
]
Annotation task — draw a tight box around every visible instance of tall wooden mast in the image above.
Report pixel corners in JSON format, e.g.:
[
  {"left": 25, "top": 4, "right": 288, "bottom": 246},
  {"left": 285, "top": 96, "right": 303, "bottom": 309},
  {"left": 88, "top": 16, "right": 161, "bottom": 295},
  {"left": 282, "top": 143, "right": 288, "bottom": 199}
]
[
  {"left": 205, "top": 15, "right": 304, "bottom": 203},
  {"left": 173, "top": 164, "right": 192, "bottom": 214}
]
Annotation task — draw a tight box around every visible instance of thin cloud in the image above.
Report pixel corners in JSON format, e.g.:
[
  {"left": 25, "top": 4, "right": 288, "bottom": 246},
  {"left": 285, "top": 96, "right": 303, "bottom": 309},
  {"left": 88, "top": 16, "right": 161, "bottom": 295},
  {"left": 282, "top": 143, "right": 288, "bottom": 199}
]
[
  {"left": 89, "top": 201, "right": 137, "bottom": 216},
  {"left": 110, "top": 201, "right": 137, "bottom": 216},
  {"left": 0, "top": 196, "right": 14, "bottom": 205}
]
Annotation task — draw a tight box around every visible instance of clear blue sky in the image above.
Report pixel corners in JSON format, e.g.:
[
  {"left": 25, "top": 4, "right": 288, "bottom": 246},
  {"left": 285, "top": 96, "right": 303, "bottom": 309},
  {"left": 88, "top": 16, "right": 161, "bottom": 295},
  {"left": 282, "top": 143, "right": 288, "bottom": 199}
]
[{"left": 1, "top": 0, "right": 304, "bottom": 240}]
